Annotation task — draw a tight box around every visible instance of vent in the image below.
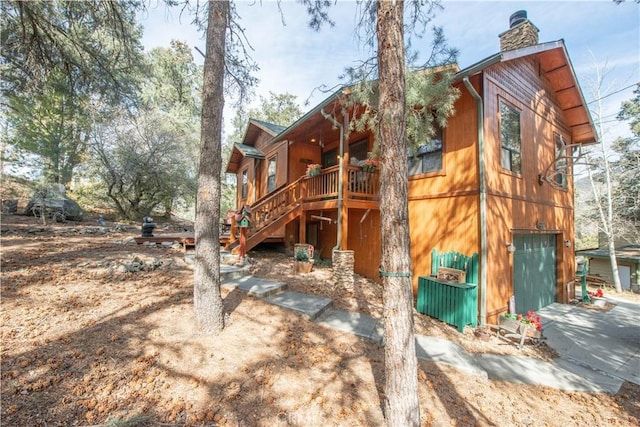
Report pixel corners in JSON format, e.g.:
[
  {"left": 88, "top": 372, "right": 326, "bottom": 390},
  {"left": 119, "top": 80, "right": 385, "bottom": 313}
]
[
  {"left": 499, "top": 10, "right": 539, "bottom": 51},
  {"left": 510, "top": 10, "right": 528, "bottom": 28}
]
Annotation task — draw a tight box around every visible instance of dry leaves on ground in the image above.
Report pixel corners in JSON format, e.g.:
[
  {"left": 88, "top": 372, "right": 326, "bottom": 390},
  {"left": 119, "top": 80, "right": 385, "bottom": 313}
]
[{"left": 1, "top": 215, "right": 638, "bottom": 426}]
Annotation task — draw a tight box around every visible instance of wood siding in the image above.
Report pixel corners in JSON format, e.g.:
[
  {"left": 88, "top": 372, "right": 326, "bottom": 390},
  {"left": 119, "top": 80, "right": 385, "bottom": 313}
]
[
  {"left": 230, "top": 51, "right": 588, "bottom": 325},
  {"left": 482, "top": 57, "right": 576, "bottom": 322},
  {"left": 409, "top": 194, "right": 480, "bottom": 294},
  {"left": 288, "top": 142, "right": 321, "bottom": 182}
]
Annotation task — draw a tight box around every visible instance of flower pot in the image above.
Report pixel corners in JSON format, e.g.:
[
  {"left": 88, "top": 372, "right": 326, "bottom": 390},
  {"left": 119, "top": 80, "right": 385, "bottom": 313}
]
[
  {"left": 294, "top": 260, "right": 313, "bottom": 274},
  {"left": 498, "top": 315, "right": 542, "bottom": 339},
  {"left": 591, "top": 296, "right": 607, "bottom": 308},
  {"left": 519, "top": 324, "right": 542, "bottom": 339}
]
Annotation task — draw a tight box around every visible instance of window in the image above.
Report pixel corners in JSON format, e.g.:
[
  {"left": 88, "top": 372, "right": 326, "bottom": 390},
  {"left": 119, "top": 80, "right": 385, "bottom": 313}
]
[
  {"left": 267, "top": 157, "right": 276, "bottom": 193},
  {"left": 349, "top": 138, "right": 368, "bottom": 164},
  {"left": 241, "top": 170, "right": 248, "bottom": 199},
  {"left": 554, "top": 133, "right": 568, "bottom": 188},
  {"left": 408, "top": 124, "right": 443, "bottom": 176},
  {"left": 500, "top": 101, "right": 521, "bottom": 173},
  {"left": 322, "top": 149, "right": 338, "bottom": 168}
]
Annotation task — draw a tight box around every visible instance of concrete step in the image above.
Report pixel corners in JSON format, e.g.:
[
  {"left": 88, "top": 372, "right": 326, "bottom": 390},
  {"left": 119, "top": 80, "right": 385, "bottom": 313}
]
[
  {"left": 316, "top": 309, "right": 383, "bottom": 344},
  {"left": 265, "top": 291, "right": 333, "bottom": 320},
  {"left": 223, "top": 276, "right": 287, "bottom": 298}
]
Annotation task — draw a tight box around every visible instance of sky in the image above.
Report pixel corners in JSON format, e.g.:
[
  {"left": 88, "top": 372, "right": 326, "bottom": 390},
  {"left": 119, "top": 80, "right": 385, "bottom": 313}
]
[{"left": 138, "top": 0, "right": 640, "bottom": 142}]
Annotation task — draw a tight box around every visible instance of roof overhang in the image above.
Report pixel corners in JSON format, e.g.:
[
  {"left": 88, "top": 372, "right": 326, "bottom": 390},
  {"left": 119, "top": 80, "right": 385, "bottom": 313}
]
[
  {"left": 577, "top": 245, "right": 640, "bottom": 263},
  {"left": 225, "top": 143, "right": 265, "bottom": 174},
  {"left": 270, "top": 87, "right": 347, "bottom": 144},
  {"left": 456, "top": 40, "right": 597, "bottom": 145}
]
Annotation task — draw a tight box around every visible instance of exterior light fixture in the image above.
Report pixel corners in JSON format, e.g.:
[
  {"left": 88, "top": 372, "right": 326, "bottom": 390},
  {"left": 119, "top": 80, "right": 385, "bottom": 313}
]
[
  {"left": 506, "top": 242, "right": 516, "bottom": 253},
  {"left": 564, "top": 240, "right": 572, "bottom": 248}
]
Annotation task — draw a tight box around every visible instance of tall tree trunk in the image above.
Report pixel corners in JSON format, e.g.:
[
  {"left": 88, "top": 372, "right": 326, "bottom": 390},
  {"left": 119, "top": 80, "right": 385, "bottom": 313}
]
[
  {"left": 194, "top": 0, "right": 227, "bottom": 333},
  {"left": 376, "top": 1, "right": 420, "bottom": 425},
  {"left": 589, "top": 66, "right": 623, "bottom": 293}
]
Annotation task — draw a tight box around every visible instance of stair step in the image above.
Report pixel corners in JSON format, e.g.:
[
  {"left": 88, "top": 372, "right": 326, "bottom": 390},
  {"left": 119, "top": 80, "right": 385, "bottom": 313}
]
[
  {"left": 265, "top": 291, "right": 333, "bottom": 320},
  {"left": 316, "top": 309, "right": 383, "bottom": 344},
  {"left": 222, "top": 276, "right": 287, "bottom": 298}
]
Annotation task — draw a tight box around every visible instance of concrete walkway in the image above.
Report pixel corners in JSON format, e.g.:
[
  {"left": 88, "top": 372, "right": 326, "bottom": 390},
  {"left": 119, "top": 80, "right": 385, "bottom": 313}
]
[{"left": 221, "top": 267, "right": 639, "bottom": 394}]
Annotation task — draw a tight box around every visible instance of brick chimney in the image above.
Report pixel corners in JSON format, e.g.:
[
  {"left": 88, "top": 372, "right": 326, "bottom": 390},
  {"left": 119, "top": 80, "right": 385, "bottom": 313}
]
[{"left": 499, "top": 10, "right": 539, "bottom": 51}]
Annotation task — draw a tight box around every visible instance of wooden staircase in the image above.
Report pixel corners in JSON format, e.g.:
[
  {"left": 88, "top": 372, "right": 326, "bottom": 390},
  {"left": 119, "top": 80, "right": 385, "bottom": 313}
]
[{"left": 229, "top": 177, "right": 305, "bottom": 254}]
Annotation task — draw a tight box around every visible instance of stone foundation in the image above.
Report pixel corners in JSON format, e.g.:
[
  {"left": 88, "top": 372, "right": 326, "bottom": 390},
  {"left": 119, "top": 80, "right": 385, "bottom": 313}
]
[{"left": 332, "top": 250, "right": 354, "bottom": 288}]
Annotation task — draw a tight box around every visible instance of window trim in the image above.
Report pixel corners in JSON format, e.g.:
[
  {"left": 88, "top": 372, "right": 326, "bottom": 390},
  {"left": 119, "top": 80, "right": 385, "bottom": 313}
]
[
  {"left": 267, "top": 156, "right": 277, "bottom": 193},
  {"left": 241, "top": 169, "right": 248, "bottom": 200},
  {"left": 408, "top": 123, "right": 444, "bottom": 177},
  {"left": 554, "top": 132, "right": 569, "bottom": 190},
  {"left": 499, "top": 100, "right": 522, "bottom": 174}
]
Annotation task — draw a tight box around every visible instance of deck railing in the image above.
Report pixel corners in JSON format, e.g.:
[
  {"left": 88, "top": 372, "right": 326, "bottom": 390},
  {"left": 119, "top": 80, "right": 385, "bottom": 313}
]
[
  {"left": 303, "top": 165, "right": 379, "bottom": 202},
  {"left": 247, "top": 177, "right": 304, "bottom": 235},
  {"left": 234, "top": 166, "right": 380, "bottom": 244},
  {"left": 305, "top": 165, "right": 339, "bottom": 201},
  {"left": 347, "top": 165, "right": 379, "bottom": 201}
]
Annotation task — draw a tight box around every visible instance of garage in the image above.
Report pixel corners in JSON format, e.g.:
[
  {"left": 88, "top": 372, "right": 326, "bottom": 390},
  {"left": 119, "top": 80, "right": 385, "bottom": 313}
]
[{"left": 513, "top": 234, "right": 557, "bottom": 313}]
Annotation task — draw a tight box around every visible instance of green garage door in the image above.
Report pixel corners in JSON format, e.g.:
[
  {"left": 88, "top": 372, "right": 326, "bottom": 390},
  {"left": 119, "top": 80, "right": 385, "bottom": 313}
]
[{"left": 513, "top": 234, "right": 557, "bottom": 313}]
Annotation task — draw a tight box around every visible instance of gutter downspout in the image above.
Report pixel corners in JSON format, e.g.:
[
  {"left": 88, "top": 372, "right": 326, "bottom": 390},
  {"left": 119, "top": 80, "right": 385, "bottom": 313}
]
[
  {"left": 320, "top": 108, "right": 344, "bottom": 251},
  {"left": 463, "top": 76, "right": 488, "bottom": 327}
]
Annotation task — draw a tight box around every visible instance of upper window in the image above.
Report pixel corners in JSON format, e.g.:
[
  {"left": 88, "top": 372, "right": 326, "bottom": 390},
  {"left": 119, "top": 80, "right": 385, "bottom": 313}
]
[
  {"left": 408, "top": 124, "right": 443, "bottom": 176},
  {"left": 241, "top": 169, "right": 248, "bottom": 199},
  {"left": 554, "top": 133, "right": 568, "bottom": 188},
  {"left": 500, "top": 101, "right": 521, "bottom": 173},
  {"left": 267, "top": 157, "right": 276, "bottom": 193},
  {"left": 349, "top": 138, "right": 368, "bottom": 164},
  {"left": 322, "top": 149, "right": 338, "bottom": 168}
]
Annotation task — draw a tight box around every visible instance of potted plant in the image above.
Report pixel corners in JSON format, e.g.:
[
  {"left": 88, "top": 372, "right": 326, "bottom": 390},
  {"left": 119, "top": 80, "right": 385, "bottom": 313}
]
[
  {"left": 362, "top": 157, "right": 379, "bottom": 173},
  {"left": 588, "top": 288, "right": 606, "bottom": 308},
  {"left": 499, "top": 310, "right": 543, "bottom": 339},
  {"left": 294, "top": 249, "right": 314, "bottom": 273},
  {"left": 306, "top": 163, "right": 322, "bottom": 177}
]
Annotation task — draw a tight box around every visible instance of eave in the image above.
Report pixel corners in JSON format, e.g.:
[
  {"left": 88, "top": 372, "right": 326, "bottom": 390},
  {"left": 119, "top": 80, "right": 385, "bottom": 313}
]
[
  {"left": 455, "top": 40, "right": 597, "bottom": 145},
  {"left": 225, "top": 143, "right": 265, "bottom": 174}
]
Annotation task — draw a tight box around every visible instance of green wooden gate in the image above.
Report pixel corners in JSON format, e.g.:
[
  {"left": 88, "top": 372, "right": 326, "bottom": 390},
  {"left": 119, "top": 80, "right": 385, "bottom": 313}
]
[{"left": 513, "top": 234, "right": 557, "bottom": 313}]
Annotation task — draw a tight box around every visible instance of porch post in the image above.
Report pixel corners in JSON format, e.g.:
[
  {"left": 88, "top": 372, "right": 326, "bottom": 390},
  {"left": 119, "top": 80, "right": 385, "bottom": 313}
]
[
  {"left": 299, "top": 211, "right": 307, "bottom": 244},
  {"left": 340, "top": 113, "right": 349, "bottom": 250}
]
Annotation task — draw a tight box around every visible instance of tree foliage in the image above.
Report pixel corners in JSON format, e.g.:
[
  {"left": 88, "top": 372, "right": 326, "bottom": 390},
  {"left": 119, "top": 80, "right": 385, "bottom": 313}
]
[
  {"left": 5, "top": 70, "right": 91, "bottom": 184},
  {"left": 1, "top": 0, "right": 144, "bottom": 99},
  {"left": 85, "top": 40, "right": 201, "bottom": 220},
  {"left": 89, "top": 107, "right": 197, "bottom": 220},
  {"left": 1, "top": 0, "right": 146, "bottom": 185},
  {"left": 141, "top": 40, "right": 201, "bottom": 115},
  {"left": 611, "top": 87, "right": 640, "bottom": 226}
]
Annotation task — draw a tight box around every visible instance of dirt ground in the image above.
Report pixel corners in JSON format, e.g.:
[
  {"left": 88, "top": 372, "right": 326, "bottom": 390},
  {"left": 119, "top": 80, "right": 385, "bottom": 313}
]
[{"left": 1, "top": 214, "right": 639, "bottom": 426}]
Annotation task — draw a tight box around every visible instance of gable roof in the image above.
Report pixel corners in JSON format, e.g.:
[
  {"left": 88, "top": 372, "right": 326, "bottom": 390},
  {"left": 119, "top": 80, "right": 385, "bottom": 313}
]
[
  {"left": 235, "top": 143, "right": 265, "bottom": 159},
  {"left": 243, "top": 118, "right": 287, "bottom": 144},
  {"left": 455, "top": 40, "right": 597, "bottom": 145},
  {"left": 225, "top": 118, "right": 285, "bottom": 173}
]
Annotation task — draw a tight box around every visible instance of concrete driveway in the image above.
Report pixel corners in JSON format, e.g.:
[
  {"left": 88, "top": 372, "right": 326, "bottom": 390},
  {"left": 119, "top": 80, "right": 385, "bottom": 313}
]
[{"left": 537, "top": 296, "right": 640, "bottom": 391}]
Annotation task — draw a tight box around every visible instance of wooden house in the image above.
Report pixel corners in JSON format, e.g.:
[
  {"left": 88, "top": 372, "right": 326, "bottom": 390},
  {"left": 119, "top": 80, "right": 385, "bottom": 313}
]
[{"left": 225, "top": 11, "right": 597, "bottom": 325}]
